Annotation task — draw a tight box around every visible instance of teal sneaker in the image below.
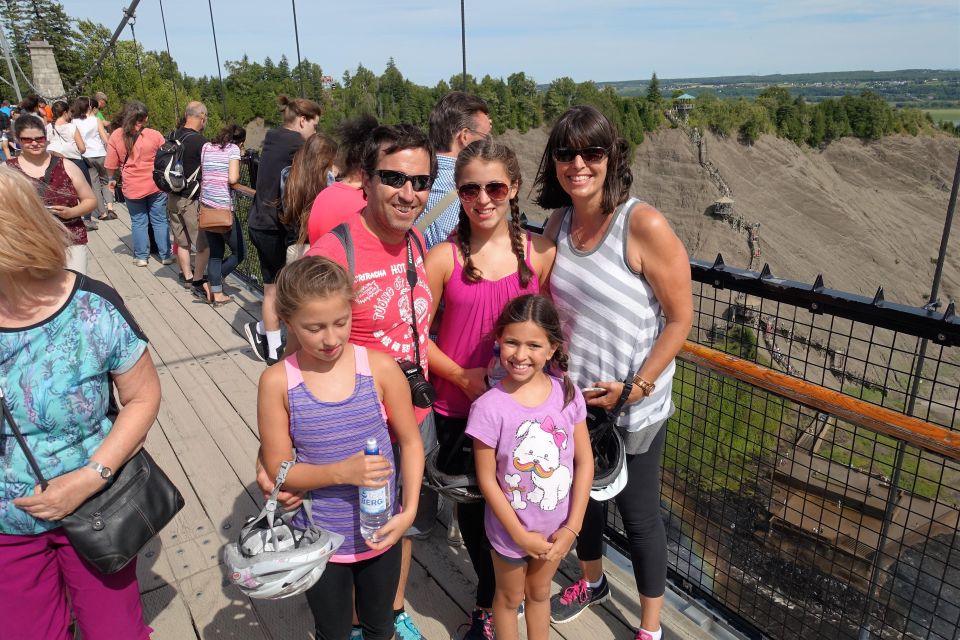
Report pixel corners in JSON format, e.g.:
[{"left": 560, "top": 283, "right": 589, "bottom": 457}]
[
  {"left": 394, "top": 612, "right": 425, "bottom": 640},
  {"left": 350, "top": 627, "right": 363, "bottom": 640}
]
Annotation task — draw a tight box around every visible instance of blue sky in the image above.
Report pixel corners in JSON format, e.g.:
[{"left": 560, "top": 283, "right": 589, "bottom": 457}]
[{"left": 58, "top": 0, "right": 959, "bottom": 85}]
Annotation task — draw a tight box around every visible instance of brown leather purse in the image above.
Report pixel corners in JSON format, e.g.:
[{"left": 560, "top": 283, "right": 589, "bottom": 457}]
[{"left": 199, "top": 206, "right": 232, "bottom": 234}]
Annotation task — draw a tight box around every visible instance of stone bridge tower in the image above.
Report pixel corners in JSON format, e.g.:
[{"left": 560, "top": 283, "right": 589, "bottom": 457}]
[{"left": 27, "top": 40, "right": 65, "bottom": 98}]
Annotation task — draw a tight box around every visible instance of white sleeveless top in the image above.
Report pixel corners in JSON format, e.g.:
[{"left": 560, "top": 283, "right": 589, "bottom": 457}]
[
  {"left": 551, "top": 197, "right": 676, "bottom": 439},
  {"left": 75, "top": 116, "right": 106, "bottom": 158},
  {"left": 46, "top": 122, "right": 83, "bottom": 160}
]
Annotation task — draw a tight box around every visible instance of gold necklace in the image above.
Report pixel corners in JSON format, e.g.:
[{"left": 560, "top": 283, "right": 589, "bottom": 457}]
[{"left": 571, "top": 213, "right": 611, "bottom": 250}]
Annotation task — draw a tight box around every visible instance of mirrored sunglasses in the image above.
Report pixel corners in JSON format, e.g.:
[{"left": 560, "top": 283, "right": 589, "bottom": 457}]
[{"left": 457, "top": 181, "right": 511, "bottom": 202}]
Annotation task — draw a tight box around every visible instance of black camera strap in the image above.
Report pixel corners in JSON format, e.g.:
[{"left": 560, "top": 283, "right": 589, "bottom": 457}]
[{"left": 405, "top": 232, "right": 425, "bottom": 369}]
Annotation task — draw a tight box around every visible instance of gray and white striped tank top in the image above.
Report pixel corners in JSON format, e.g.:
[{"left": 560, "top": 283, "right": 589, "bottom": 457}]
[{"left": 551, "top": 197, "right": 675, "bottom": 438}]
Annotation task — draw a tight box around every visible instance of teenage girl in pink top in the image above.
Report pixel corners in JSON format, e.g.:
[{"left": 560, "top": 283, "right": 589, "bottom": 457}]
[{"left": 424, "top": 138, "right": 555, "bottom": 638}]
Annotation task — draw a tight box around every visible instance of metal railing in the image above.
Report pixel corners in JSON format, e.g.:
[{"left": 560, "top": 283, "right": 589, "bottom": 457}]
[{"left": 604, "top": 262, "right": 960, "bottom": 640}]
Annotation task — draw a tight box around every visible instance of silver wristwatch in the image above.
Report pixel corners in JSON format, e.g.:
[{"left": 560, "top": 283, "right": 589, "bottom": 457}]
[{"left": 86, "top": 460, "right": 114, "bottom": 481}]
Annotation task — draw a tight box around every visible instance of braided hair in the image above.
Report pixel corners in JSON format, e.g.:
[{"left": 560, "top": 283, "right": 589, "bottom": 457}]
[{"left": 453, "top": 138, "right": 532, "bottom": 287}]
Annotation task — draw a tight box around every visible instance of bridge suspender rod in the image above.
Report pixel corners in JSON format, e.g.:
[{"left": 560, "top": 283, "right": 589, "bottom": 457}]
[
  {"left": 128, "top": 17, "right": 147, "bottom": 101},
  {"left": 679, "top": 340, "right": 960, "bottom": 461},
  {"left": 206, "top": 0, "right": 229, "bottom": 121},
  {"left": 158, "top": 0, "right": 181, "bottom": 122},
  {"left": 460, "top": 0, "right": 466, "bottom": 91},
  {"left": 291, "top": 0, "right": 304, "bottom": 98}
]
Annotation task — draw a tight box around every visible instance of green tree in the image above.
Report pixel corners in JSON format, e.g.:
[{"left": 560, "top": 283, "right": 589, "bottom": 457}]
[{"left": 646, "top": 72, "right": 662, "bottom": 106}]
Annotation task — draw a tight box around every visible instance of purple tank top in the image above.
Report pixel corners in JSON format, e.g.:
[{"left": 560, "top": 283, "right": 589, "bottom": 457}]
[
  {"left": 433, "top": 234, "right": 540, "bottom": 417},
  {"left": 286, "top": 346, "right": 395, "bottom": 561}
]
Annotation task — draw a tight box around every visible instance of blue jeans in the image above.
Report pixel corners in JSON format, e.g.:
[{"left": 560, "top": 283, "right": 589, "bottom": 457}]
[
  {"left": 205, "top": 222, "right": 245, "bottom": 293},
  {"left": 127, "top": 192, "right": 170, "bottom": 260}
]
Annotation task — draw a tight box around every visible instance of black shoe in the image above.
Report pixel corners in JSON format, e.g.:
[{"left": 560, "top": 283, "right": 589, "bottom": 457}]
[
  {"left": 191, "top": 279, "right": 209, "bottom": 300},
  {"left": 244, "top": 321, "right": 269, "bottom": 362},
  {"left": 549, "top": 576, "right": 610, "bottom": 623}
]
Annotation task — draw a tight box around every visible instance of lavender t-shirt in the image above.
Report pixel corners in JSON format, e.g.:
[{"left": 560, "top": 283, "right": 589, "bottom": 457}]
[{"left": 466, "top": 378, "right": 587, "bottom": 559}]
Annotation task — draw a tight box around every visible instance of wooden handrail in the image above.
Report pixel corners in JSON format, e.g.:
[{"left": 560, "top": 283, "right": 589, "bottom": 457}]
[{"left": 680, "top": 340, "right": 960, "bottom": 461}]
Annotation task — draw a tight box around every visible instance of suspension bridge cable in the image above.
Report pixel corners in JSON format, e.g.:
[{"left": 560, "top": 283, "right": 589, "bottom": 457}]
[
  {"left": 291, "top": 0, "right": 304, "bottom": 98},
  {"left": 128, "top": 16, "right": 148, "bottom": 101},
  {"left": 7, "top": 0, "right": 143, "bottom": 102},
  {"left": 460, "top": 0, "right": 466, "bottom": 91},
  {"left": 158, "top": 0, "right": 181, "bottom": 121},
  {"left": 206, "top": 0, "right": 228, "bottom": 120}
]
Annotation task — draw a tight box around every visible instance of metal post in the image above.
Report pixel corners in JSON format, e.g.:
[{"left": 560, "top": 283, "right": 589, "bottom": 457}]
[
  {"left": 291, "top": 0, "right": 304, "bottom": 98},
  {"left": 0, "top": 28, "right": 21, "bottom": 102},
  {"left": 460, "top": 0, "right": 466, "bottom": 91},
  {"left": 857, "top": 149, "right": 960, "bottom": 640}
]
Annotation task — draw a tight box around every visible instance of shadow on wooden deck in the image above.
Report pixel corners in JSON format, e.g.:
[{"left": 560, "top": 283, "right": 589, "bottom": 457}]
[{"left": 85, "top": 206, "right": 711, "bottom": 640}]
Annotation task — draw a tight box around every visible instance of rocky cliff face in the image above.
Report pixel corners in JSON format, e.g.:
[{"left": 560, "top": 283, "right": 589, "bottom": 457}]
[{"left": 502, "top": 126, "right": 960, "bottom": 305}]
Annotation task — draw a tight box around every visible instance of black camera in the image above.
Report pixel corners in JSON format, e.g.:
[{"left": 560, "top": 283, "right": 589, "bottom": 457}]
[{"left": 399, "top": 360, "right": 436, "bottom": 409}]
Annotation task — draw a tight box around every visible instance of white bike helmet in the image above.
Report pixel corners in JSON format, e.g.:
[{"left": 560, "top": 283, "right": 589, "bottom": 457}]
[
  {"left": 224, "top": 461, "right": 344, "bottom": 599},
  {"left": 588, "top": 408, "right": 628, "bottom": 502}
]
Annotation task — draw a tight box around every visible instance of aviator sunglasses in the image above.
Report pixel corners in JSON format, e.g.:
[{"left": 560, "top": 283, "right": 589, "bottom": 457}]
[
  {"left": 457, "top": 181, "right": 511, "bottom": 202},
  {"left": 373, "top": 169, "right": 433, "bottom": 192},
  {"left": 552, "top": 146, "right": 608, "bottom": 163},
  {"left": 18, "top": 135, "right": 47, "bottom": 146}
]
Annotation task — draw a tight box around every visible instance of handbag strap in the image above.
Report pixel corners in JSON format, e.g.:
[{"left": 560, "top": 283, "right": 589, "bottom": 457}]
[
  {"left": 0, "top": 389, "right": 50, "bottom": 489},
  {"left": 415, "top": 189, "right": 458, "bottom": 233}
]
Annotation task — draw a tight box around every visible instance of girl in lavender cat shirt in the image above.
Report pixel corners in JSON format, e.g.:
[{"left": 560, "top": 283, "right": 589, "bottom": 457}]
[{"left": 466, "top": 294, "right": 593, "bottom": 640}]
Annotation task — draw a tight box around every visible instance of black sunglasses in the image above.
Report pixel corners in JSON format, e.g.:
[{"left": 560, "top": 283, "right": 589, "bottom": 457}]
[
  {"left": 552, "top": 146, "right": 608, "bottom": 163},
  {"left": 457, "top": 181, "right": 511, "bottom": 202},
  {"left": 373, "top": 169, "right": 433, "bottom": 192}
]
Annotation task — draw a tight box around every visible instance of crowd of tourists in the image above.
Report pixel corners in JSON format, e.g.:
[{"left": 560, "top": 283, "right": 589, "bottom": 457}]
[{"left": 0, "top": 88, "right": 693, "bottom": 640}]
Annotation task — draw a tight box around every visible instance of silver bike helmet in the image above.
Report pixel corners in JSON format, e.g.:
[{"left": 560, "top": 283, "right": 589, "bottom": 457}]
[
  {"left": 224, "top": 461, "right": 344, "bottom": 599},
  {"left": 424, "top": 435, "right": 483, "bottom": 504}
]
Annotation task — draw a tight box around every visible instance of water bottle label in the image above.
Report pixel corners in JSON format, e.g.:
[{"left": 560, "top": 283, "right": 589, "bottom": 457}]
[{"left": 359, "top": 487, "right": 388, "bottom": 514}]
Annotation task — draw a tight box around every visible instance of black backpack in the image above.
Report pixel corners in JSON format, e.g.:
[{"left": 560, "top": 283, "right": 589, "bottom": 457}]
[{"left": 153, "top": 130, "right": 200, "bottom": 198}]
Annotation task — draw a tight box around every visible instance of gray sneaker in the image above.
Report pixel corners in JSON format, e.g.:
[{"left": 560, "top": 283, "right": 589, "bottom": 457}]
[{"left": 549, "top": 576, "right": 610, "bottom": 623}]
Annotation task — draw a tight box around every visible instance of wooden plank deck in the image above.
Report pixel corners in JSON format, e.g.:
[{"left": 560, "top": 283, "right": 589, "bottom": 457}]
[{"left": 85, "top": 205, "right": 713, "bottom": 640}]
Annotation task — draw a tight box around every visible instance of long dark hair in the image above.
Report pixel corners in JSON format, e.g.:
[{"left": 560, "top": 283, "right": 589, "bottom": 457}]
[
  {"left": 533, "top": 105, "right": 632, "bottom": 214},
  {"left": 280, "top": 133, "right": 338, "bottom": 239},
  {"left": 493, "top": 294, "right": 575, "bottom": 407},
  {"left": 120, "top": 101, "right": 149, "bottom": 156},
  {"left": 453, "top": 138, "right": 531, "bottom": 287},
  {"left": 71, "top": 96, "right": 90, "bottom": 120}
]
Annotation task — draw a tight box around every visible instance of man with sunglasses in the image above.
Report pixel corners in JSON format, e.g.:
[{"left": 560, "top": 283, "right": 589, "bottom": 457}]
[
  {"left": 418, "top": 91, "right": 491, "bottom": 249},
  {"left": 291, "top": 124, "right": 437, "bottom": 640}
]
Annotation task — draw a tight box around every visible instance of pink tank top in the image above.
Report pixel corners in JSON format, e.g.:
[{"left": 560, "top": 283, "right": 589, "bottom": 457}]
[{"left": 433, "top": 234, "right": 540, "bottom": 417}]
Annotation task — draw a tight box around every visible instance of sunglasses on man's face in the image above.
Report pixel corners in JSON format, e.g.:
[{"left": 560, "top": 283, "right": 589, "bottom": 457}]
[
  {"left": 373, "top": 169, "right": 433, "bottom": 192},
  {"left": 457, "top": 181, "right": 511, "bottom": 203},
  {"left": 552, "top": 146, "right": 608, "bottom": 164},
  {"left": 18, "top": 135, "right": 47, "bottom": 146}
]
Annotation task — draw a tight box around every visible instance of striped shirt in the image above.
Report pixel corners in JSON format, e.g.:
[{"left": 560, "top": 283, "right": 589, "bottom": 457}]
[
  {"left": 286, "top": 346, "right": 395, "bottom": 562},
  {"left": 551, "top": 198, "right": 675, "bottom": 446},
  {"left": 199, "top": 142, "right": 240, "bottom": 209},
  {"left": 418, "top": 154, "right": 461, "bottom": 249}
]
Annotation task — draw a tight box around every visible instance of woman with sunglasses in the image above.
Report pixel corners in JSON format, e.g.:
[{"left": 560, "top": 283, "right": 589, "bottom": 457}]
[
  {"left": 6, "top": 114, "right": 97, "bottom": 274},
  {"left": 424, "top": 137, "right": 555, "bottom": 639},
  {"left": 534, "top": 105, "right": 692, "bottom": 640}
]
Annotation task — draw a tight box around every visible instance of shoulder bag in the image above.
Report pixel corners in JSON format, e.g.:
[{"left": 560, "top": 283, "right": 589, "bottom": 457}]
[{"left": 0, "top": 389, "right": 185, "bottom": 574}]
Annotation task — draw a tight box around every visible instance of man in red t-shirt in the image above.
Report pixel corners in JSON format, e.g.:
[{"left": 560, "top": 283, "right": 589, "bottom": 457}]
[{"left": 262, "top": 124, "right": 438, "bottom": 639}]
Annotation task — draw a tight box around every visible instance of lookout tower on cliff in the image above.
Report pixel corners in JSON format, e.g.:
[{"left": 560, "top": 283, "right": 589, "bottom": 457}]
[{"left": 674, "top": 93, "right": 695, "bottom": 119}]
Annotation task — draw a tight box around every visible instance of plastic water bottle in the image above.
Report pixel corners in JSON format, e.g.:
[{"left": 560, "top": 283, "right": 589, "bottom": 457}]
[
  {"left": 172, "top": 159, "right": 183, "bottom": 178},
  {"left": 485, "top": 343, "right": 507, "bottom": 387},
  {"left": 358, "top": 438, "right": 391, "bottom": 541}
]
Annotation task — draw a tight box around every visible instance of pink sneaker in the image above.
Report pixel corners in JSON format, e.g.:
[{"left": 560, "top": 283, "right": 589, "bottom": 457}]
[{"left": 635, "top": 629, "right": 658, "bottom": 640}]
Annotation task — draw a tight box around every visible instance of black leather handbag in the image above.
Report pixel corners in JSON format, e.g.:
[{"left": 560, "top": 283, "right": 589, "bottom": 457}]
[{"left": 1, "top": 391, "right": 185, "bottom": 574}]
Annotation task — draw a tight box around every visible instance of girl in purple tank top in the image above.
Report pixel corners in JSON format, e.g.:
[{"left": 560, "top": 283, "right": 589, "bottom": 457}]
[
  {"left": 424, "top": 138, "right": 556, "bottom": 636},
  {"left": 257, "top": 256, "right": 424, "bottom": 640}
]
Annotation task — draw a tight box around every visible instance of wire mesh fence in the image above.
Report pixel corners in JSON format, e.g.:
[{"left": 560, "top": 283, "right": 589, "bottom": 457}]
[{"left": 605, "top": 264, "right": 960, "bottom": 640}]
